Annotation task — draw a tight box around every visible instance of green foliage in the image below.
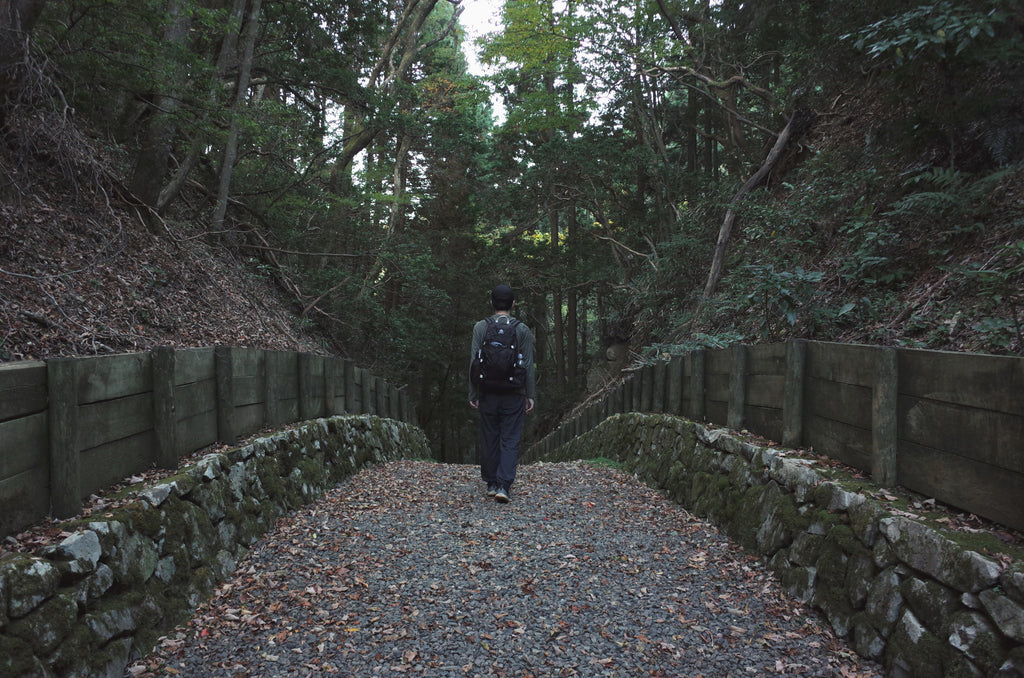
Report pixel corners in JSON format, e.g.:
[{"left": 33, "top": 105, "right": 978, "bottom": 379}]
[
  {"left": 843, "top": 0, "right": 1021, "bottom": 67},
  {"left": 959, "top": 240, "right": 1024, "bottom": 352},
  {"left": 885, "top": 166, "right": 1011, "bottom": 255},
  {"left": 743, "top": 265, "right": 835, "bottom": 340},
  {"left": 645, "top": 332, "right": 747, "bottom": 361}
]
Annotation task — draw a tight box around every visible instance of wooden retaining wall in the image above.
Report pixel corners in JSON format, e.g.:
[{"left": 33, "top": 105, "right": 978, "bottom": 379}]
[
  {"left": 0, "top": 347, "right": 414, "bottom": 538},
  {"left": 530, "top": 340, "right": 1024, "bottom": 531}
]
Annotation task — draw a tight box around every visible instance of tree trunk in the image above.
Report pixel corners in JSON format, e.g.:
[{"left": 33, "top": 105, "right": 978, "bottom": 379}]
[
  {"left": 566, "top": 201, "right": 578, "bottom": 390},
  {"left": 128, "top": 0, "right": 191, "bottom": 221},
  {"left": 211, "top": 0, "right": 262, "bottom": 239},
  {"left": 361, "top": 132, "right": 411, "bottom": 299},
  {"left": 686, "top": 89, "right": 698, "bottom": 173},
  {"left": 702, "top": 111, "right": 799, "bottom": 298},
  {"left": 550, "top": 209, "right": 565, "bottom": 389},
  {"left": 331, "top": 0, "right": 453, "bottom": 177},
  {"left": 157, "top": 0, "right": 247, "bottom": 213}
]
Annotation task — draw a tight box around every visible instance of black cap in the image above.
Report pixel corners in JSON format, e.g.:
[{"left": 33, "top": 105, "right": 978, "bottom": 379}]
[{"left": 491, "top": 284, "right": 515, "bottom": 304}]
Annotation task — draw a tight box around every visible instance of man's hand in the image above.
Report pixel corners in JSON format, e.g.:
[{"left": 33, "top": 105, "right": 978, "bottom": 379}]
[
  {"left": 525, "top": 398, "right": 534, "bottom": 414},
  {"left": 469, "top": 399, "right": 479, "bottom": 410}
]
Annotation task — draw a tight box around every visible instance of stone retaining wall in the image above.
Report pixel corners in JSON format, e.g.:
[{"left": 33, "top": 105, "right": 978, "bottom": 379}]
[
  {"left": 0, "top": 415, "right": 428, "bottom": 678},
  {"left": 528, "top": 413, "right": 1024, "bottom": 677}
]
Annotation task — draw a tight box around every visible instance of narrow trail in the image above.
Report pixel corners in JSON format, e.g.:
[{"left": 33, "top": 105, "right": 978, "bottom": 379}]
[{"left": 127, "top": 460, "right": 881, "bottom": 677}]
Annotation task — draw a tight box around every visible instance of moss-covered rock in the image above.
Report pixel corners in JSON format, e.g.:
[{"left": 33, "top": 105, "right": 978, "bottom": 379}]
[
  {"left": 865, "top": 568, "right": 904, "bottom": 637},
  {"left": 845, "top": 554, "right": 877, "bottom": 609},
  {"left": 789, "top": 532, "right": 825, "bottom": 568},
  {"left": 37, "top": 531, "right": 101, "bottom": 583},
  {"left": 4, "top": 557, "right": 60, "bottom": 619},
  {"left": 0, "top": 633, "right": 46, "bottom": 677},
  {"left": 780, "top": 566, "right": 817, "bottom": 603},
  {"left": 6, "top": 591, "right": 77, "bottom": 655},
  {"left": 947, "top": 610, "right": 1005, "bottom": 673},
  {"left": 76, "top": 562, "right": 115, "bottom": 609},
  {"left": 880, "top": 517, "right": 1000, "bottom": 594},
  {"left": 901, "top": 576, "right": 959, "bottom": 639},
  {"left": 848, "top": 499, "right": 884, "bottom": 549},
  {"left": 979, "top": 588, "right": 1024, "bottom": 644},
  {"left": 852, "top": 612, "right": 886, "bottom": 660},
  {"left": 815, "top": 584, "right": 855, "bottom": 638},
  {"left": 82, "top": 591, "right": 160, "bottom": 646},
  {"left": 886, "top": 609, "right": 945, "bottom": 677},
  {"left": 754, "top": 482, "right": 799, "bottom": 554}
]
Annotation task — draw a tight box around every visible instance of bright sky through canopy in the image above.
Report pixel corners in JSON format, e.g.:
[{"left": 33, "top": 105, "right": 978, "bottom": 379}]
[{"left": 459, "top": 0, "right": 500, "bottom": 75}]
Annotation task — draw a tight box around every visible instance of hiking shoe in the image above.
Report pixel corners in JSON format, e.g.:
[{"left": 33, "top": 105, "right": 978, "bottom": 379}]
[
  {"left": 494, "top": 487, "right": 510, "bottom": 503},
  {"left": 486, "top": 483, "right": 499, "bottom": 496}
]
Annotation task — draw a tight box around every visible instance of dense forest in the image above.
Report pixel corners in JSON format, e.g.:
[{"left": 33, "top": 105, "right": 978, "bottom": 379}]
[{"left": 1, "top": 0, "right": 1022, "bottom": 460}]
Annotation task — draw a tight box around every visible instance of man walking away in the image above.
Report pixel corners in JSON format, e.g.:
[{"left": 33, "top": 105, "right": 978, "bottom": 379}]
[{"left": 469, "top": 284, "right": 536, "bottom": 503}]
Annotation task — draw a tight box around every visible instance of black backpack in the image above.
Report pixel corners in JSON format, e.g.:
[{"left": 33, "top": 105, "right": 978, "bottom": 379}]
[{"left": 471, "top": 317, "right": 526, "bottom": 392}]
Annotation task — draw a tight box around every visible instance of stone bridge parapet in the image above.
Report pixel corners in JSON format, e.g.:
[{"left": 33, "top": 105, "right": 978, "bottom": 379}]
[{"left": 0, "top": 415, "right": 428, "bottom": 678}]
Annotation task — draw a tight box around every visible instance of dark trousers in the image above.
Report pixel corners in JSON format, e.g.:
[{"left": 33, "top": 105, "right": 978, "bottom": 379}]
[{"left": 477, "top": 392, "right": 525, "bottom": 491}]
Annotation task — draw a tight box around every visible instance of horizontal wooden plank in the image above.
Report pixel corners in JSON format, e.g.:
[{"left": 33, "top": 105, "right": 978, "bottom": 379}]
[
  {"left": 744, "top": 404, "right": 783, "bottom": 444},
  {"left": 77, "top": 353, "right": 151, "bottom": 403},
  {"left": 807, "top": 341, "right": 881, "bottom": 387},
  {"left": 78, "top": 392, "right": 154, "bottom": 450},
  {"left": 177, "top": 410, "right": 217, "bottom": 457},
  {"left": 235, "top": 374, "right": 264, "bottom": 406},
  {"left": 805, "top": 377, "right": 872, "bottom": 430},
  {"left": 276, "top": 398, "right": 299, "bottom": 423},
  {"left": 899, "top": 396, "right": 1023, "bottom": 473},
  {"left": 899, "top": 348, "right": 1024, "bottom": 416},
  {"left": 234, "top": 403, "right": 264, "bottom": 439},
  {"left": 705, "top": 373, "right": 729, "bottom": 403},
  {"left": 705, "top": 400, "right": 727, "bottom": 425},
  {"left": 0, "top": 361, "right": 47, "bottom": 422},
  {"left": 705, "top": 348, "right": 732, "bottom": 375},
  {"left": 175, "top": 379, "right": 216, "bottom": 419},
  {"left": 804, "top": 414, "right": 872, "bottom": 471},
  {"left": 0, "top": 465, "right": 49, "bottom": 538},
  {"left": 747, "top": 374, "right": 785, "bottom": 409},
  {"left": 267, "top": 352, "right": 299, "bottom": 392},
  {"left": 747, "top": 344, "right": 787, "bottom": 375},
  {"left": 0, "top": 412, "right": 47, "bottom": 480},
  {"left": 232, "top": 348, "right": 264, "bottom": 378},
  {"left": 175, "top": 348, "right": 215, "bottom": 385},
  {"left": 79, "top": 430, "right": 154, "bottom": 497},
  {"left": 898, "top": 440, "right": 1024, "bottom": 531}
]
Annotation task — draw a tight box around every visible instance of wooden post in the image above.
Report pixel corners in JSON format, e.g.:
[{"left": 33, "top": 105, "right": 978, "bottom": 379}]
[
  {"left": 362, "top": 369, "right": 374, "bottom": 415},
  {"left": 653, "top": 361, "right": 667, "bottom": 413},
  {"left": 47, "top": 358, "right": 81, "bottom": 519},
  {"left": 873, "top": 347, "right": 899, "bottom": 487},
  {"left": 727, "top": 344, "right": 747, "bottom": 430},
  {"left": 298, "top": 353, "right": 314, "bottom": 421},
  {"left": 152, "top": 347, "right": 178, "bottom": 469},
  {"left": 668, "top": 357, "right": 683, "bottom": 416},
  {"left": 375, "top": 377, "right": 387, "bottom": 417},
  {"left": 690, "top": 350, "right": 706, "bottom": 421},
  {"left": 343, "top": 359, "right": 356, "bottom": 413},
  {"left": 215, "top": 346, "right": 236, "bottom": 444},
  {"left": 264, "top": 351, "right": 281, "bottom": 427},
  {"left": 640, "top": 365, "right": 654, "bottom": 412},
  {"left": 401, "top": 393, "right": 411, "bottom": 423},
  {"left": 324, "top": 358, "right": 336, "bottom": 417},
  {"left": 782, "top": 340, "right": 806, "bottom": 448}
]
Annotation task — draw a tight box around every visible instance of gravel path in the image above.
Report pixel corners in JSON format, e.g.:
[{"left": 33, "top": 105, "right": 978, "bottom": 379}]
[{"left": 127, "top": 461, "right": 881, "bottom": 677}]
